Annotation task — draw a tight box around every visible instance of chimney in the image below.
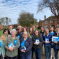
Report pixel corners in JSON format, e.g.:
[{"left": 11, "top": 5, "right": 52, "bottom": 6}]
[{"left": 44, "top": 15, "right": 46, "bottom": 20}]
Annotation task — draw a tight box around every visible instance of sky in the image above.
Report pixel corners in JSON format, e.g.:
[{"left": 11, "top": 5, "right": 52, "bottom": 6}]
[{"left": 0, "top": 0, "right": 53, "bottom": 25}]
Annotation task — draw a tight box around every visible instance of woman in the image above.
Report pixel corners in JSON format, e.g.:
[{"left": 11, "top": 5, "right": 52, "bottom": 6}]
[
  {"left": 5, "top": 29, "right": 20, "bottom": 59},
  {"left": 1, "top": 29, "right": 10, "bottom": 59},
  {"left": 29, "top": 27, "right": 33, "bottom": 38},
  {"left": 0, "top": 38, "right": 5, "bottom": 59},
  {"left": 22, "top": 27, "right": 31, "bottom": 38},
  {"left": 32, "top": 30, "right": 43, "bottom": 59},
  {"left": 43, "top": 29, "right": 52, "bottom": 59},
  {"left": 53, "top": 26, "right": 59, "bottom": 59},
  {"left": 20, "top": 31, "right": 32, "bottom": 59},
  {"left": 1, "top": 29, "right": 10, "bottom": 43}
]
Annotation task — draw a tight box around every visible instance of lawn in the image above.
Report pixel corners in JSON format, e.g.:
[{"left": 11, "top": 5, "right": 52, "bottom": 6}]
[
  {"left": 0, "top": 30, "right": 3, "bottom": 36},
  {"left": 0, "top": 28, "right": 41, "bottom": 36}
]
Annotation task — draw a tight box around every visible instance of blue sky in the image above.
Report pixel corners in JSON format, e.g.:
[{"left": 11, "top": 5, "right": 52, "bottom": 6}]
[{"left": 0, "top": 0, "right": 52, "bottom": 25}]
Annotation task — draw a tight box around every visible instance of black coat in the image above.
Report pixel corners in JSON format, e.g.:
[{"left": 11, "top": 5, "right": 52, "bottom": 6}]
[{"left": 32, "top": 35, "right": 43, "bottom": 49}]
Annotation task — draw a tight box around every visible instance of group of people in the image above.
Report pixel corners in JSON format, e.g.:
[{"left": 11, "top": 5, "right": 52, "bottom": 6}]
[{"left": 0, "top": 25, "right": 59, "bottom": 59}]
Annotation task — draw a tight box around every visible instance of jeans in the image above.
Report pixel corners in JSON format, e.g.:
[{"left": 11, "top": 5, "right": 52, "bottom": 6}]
[
  {"left": 54, "top": 48, "right": 59, "bottom": 59},
  {"left": 6, "top": 56, "right": 17, "bottom": 59},
  {"left": 45, "top": 45, "right": 51, "bottom": 59},
  {"left": 34, "top": 49, "right": 42, "bottom": 59},
  {"left": 21, "top": 52, "right": 31, "bottom": 59}
]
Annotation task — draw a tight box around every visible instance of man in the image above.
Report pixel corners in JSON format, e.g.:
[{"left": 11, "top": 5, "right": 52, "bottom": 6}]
[
  {"left": 8, "top": 25, "right": 13, "bottom": 35},
  {"left": 17, "top": 25, "right": 22, "bottom": 59},
  {"left": 18, "top": 25, "right": 22, "bottom": 34},
  {"left": 40, "top": 26, "right": 45, "bottom": 55},
  {"left": 40, "top": 26, "right": 45, "bottom": 36}
]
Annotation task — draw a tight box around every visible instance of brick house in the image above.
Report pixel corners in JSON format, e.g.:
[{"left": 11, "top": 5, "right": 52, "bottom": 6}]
[
  {"left": 38, "top": 16, "right": 59, "bottom": 29},
  {"left": 0, "top": 24, "right": 3, "bottom": 29}
]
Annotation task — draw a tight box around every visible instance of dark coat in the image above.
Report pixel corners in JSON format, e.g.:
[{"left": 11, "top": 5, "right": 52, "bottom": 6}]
[
  {"left": 19, "top": 37, "right": 33, "bottom": 55},
  {"left": 53, "top": 33, "right": 59, "bottom": 49},
  {"left": 32, "top": 35, "right": 43, "bottom": 49}
]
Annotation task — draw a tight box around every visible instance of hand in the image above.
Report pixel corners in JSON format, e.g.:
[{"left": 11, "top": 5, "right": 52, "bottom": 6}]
[
  {"left": 44, "top": 42, "right": 47, "bottom": 43},
  {"left": 54, "top": 41, "right": 58, "bottom": 44},
  {"left": 34, "top": 43, "right": 38, "bottom": 45},
  {"left": 8, "top": 47, "right": 14, "bottom": 51},
  {"left": 48, "top": 42, "right": 50, "bottom": 43},
  {"left": 3, "top": 55, "right": 5, "bottom": 57},
  {"left": 21, "top": 49, "right": 25, "bottom": 52}
]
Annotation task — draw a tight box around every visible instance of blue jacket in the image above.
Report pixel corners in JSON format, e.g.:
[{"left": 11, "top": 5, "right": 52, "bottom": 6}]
[
  {"left": 43, "top": 34, "right": 52, "bottom": 45},
  {"left": 19, "top": 37, "right": 33, "bottom": 55},
  {"left": 53, "top": 33, "right": 59, "bottom": 49}
]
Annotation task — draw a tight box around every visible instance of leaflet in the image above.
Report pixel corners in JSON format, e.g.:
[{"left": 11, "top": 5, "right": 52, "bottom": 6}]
[
  {"left": 35, "top": 39, "right": 40, "bottom": 44},
  {"left": 45, "top": 38, "right": 49, "bottom": 43},
  {"left": 52, "top": 36, "right": 58, "bottom": 42},
  {"left": 8, "top": 43, "right": 14, "bottom": 48}
]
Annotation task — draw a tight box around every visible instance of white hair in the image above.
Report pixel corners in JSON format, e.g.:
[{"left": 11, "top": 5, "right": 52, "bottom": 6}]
[
  {"left": 11, "top": 29, "right": 17, "bottom": 34},
  {"left": 18, "top": 25, "right": 22, "bottom": 29},
  {"left": 23, "top": 31, "right": 28, "bottom": 34}
]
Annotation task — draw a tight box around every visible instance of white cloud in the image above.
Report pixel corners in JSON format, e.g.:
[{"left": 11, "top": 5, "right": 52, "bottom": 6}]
[{"left": 0, "top": 0, "right": 52, "bottom": 24}]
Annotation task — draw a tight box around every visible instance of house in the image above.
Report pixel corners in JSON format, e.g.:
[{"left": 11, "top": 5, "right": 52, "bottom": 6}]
[
  {"left": 38, "top": 15, "right": 59, "bottom": 29},
  {"left": 0, "top": 24, "right": 3, "bottom": 29}
]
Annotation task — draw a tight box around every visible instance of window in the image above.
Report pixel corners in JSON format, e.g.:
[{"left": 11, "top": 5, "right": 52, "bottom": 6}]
[
  {"left": 45, "top": 21, "right": 48, "bottom": 24},
  {"left": 50, "top": 21, "right": 53, "bottom": 23},
  {"left": 44, "top": 26, "right": 48, "bottom": 29}
]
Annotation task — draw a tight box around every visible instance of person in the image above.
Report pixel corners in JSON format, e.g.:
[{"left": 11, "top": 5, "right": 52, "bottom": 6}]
[
  {"left": 16, "top": 28, "right": 22, "bottom": 59},
  {"left": 49, "top": 26, "right": 56, "bottom": 35},
  {"left": 40, "top": 26, "right": 45, "bottom": 55},
  {"left": 1, "top": 29, "right": 10, "bottom": 59},
  {"left": 32, "top": 30, "right": 43, "bottom": 59},
  {"left": 22, "top": 27, "right": 31, "bottom": 38},
  {"left": 4, "top": 29, "right": 20, "bottom": 59},
  {"left": 8, "top": 25, "right": 13, "bottom": 35},
  {"left": 43, "top": 29, "right": 52, "bottom": 59},
  {"left": 53, "top": 26, "right": 59, "bottom": 59},
  {"left": 32, "top": 26, "right": 35, "bottom": 34},
  {"left": 0, "top": 38, "right": 5, "bottom": 59},
  {"left": 1, "top": 29, "right": 10, "bottom": 43},
  {"left": 16, "top": 28, "right": 22, "bottom": 40},
  {"left": 40, "top": 26, "right": 45, "bottom": 36},
  {"left": 19, "top": 31, "right": 32, "bottom": 59},
  {"left": 49, "top": 26, "right": 56, "bottom": 59},
  {"left": 29, "top": 27, "right": 34, "bottom": 59},
  {"left": 18, "top": 25, "right": 22, "bottom": 34},
  {"left": 29, "top": 27, "right": 33, "bottom": 38}
]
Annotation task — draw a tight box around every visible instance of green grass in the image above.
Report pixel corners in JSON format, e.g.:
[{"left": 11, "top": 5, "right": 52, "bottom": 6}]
[
  {"left": 0, "top": 30, "right": 3, "bottom": 36},
  {"left": 36, "top": 28, "right": 41, "bottom": 32}
]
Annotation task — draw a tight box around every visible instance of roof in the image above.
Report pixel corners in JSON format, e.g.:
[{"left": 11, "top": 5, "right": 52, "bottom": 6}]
[{"left": 43, "top": 16, "right": 57, "bottom": 22}]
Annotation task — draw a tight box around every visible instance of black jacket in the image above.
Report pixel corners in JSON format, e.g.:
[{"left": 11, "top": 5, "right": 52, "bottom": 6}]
[
  {"left": 19, "top": 37, "right": 33, "bottom": 55},
  {"left": 16, "top": 32, "right": 22, "bottom": 40},
  {"left": 32, "top": 35, "right": 43, "bottom": 49}
]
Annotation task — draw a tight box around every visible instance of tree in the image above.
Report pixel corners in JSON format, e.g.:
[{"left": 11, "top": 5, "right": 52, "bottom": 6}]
[
  {"left": 0, "top": 17, "right": 11, "bottom": 26},
  {"left": 18, "top": 11, "right": 37, "bottom": 27},
  {"left": 38, "top": 0, "right": 59, "bottom": 18}
]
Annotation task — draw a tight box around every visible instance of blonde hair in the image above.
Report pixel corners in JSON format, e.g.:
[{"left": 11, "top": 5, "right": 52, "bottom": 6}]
[{"left": 44, "top": 28, "right": 49, "bottom": 35}]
